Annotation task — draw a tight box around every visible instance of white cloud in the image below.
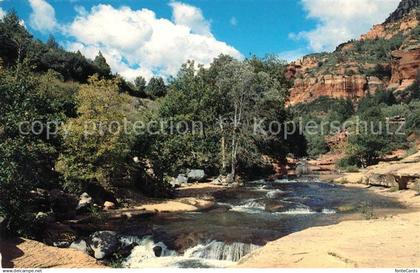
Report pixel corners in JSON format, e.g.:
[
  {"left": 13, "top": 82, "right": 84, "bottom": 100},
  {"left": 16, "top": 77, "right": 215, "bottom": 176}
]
[
  {"left": 230, "top": 17, "right": 238, "bottom": 27},
  {"left": 278, "top": 48, "right": 309, "bottom": 62},
  {"left": 0, "top": 8, "right": 5, "bottom": 19},
  {"left": 169, "top": 1, "right": 212, "bottom": 37},
  {"left": 28, "top": 0, "right": 58, "bottom": 33},
  {"left": 65, "top": 3, "right": 242, "bottom": 81},
  {"left": 292, "top": 0, "right": 400, "bottom": 52}
]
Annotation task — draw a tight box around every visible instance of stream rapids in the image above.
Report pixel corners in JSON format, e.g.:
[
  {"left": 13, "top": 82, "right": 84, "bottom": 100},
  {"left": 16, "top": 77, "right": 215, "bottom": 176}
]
[{"left": 115, "top": 178, "right": 405, "bottom": 268}]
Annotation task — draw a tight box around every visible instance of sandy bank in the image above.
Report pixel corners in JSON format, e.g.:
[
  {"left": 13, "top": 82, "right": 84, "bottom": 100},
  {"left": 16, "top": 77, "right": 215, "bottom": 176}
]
[{"left": 0, "top": 238, "right": 105, "bottom": 268}]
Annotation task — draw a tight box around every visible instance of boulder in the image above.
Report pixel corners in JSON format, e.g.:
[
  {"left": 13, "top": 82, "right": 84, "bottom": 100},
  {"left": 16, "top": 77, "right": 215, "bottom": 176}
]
[
  {"left": 187, "top": 169, "right": 206, "bottom": 182},
  {"left": 153, "top": 245, "right": 163, "bottom": 257},
  {"left": 171, "top": 174, "right": 188, "bottom": 187},
  {"left": 77, "top": 192, "right": 93, "bottom": 212},
  {"left": 89, "top": 231, "right": 120, "bottom": 259},
  {"left": 265, "top": 203, "right": 285, "bottom": 213},
  {"left": 103, "top": 201, "right": 116, "bottom": 210},
  {"left": 42, "top": 223, "right": 77, "bottom": 248},
  {"left": 70, "top": 239, "right": 91, "bottom": 254},
  {"left": 367, "top": 174, "right": 410, "bottom": 190}
]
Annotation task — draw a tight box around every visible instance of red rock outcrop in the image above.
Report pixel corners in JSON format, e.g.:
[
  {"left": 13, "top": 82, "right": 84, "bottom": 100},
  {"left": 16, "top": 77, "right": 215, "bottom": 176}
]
[
  {"left": 389, "top": 46, "right": 420, "bottom": 90},
  {"left": 288, "top": 74, "right": 386, "bottom": 105},
  {"left": 361, "top": 11, "right": 418, "bottom": 41},
  {"left": 287, "top": 1, "right": 419, "bottom": 106}
]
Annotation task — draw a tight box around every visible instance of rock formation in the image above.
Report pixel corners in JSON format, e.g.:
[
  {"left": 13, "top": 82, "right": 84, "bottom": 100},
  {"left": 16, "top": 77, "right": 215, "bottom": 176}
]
[{"left": 287, "top": 0, "right": 419, "bottom": 105}]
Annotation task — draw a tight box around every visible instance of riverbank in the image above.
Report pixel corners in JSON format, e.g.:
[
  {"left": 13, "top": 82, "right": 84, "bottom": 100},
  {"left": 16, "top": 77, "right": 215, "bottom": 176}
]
[
  {"left": 237, "top": 186, "right": 420, "bottom": 268},
  {"left": 0, "top": 238, "right": 105, "bottom": 268},
  {"left": 2, "top": 182, "right": 419, "bottom": 268},
  {"left": 0, "top": 183, "right": 227, "bottom": 268}
]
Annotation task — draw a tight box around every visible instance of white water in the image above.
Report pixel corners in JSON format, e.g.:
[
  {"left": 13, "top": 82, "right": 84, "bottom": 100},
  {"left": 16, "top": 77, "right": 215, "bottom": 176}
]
[
  {"left": 123, "top": 236, "right": 260, "bottom": 268},
  {"left": 274, "top": 207, "right": 336, "bottom": 215},
  {"left": 184, "top": 241, "right": 260, "bottom": 261},
  {"left": 230, "top": 199, "right": 265, "bottom": 213},
  {"left": 266, "top": 189, "right": 286, "bottom": 199}
]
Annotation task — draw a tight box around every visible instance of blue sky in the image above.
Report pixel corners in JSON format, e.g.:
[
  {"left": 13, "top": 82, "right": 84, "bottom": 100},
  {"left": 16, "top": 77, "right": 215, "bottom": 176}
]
[{"left": 0, "top": 0, "right": 401, "bottom": 80}]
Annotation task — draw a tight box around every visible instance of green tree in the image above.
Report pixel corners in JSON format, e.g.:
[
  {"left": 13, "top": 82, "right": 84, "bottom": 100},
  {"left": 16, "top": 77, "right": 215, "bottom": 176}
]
[
  {"left": 142, "top": 56, "right": 290, "bottom": 181},
  {"left": 93, "top": 51, "right": 111, "bottom": 79},
  {"left": 0, "top": 67, "right": 61, "bottom": 234},
  {"left": 56, "top": 76, "right": 133, "bottom": 190},
  {"left": 133, "top": 76, "right": 147, "bottom": 97},
  {"left": 0, "top": 11, "right": 33, "bottom": 69},
  {"left": 145, "top": 77, "right": 167, "bottom": 99}
]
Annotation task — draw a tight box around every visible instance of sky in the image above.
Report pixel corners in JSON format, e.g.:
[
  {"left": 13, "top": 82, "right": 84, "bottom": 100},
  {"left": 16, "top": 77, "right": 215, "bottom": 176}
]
[{"left": 0, "top": 0, "right": 401, "bottom": 81}]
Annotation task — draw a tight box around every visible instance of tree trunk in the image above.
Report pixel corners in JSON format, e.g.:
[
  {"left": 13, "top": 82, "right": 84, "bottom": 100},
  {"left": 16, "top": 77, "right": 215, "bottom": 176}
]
[{"left": 221, "top": 135, "right": 226, "bottom": 172}]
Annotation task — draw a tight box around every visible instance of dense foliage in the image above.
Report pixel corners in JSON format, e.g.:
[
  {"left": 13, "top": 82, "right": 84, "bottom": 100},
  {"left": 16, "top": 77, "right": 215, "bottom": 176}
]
[{"left": 0, "top": 12, "right": 296, "bottom": 235}]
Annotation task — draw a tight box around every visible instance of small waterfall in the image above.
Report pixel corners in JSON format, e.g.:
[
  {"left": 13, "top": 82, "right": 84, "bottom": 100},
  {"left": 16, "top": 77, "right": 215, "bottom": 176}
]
[
  {"left": 266, "top": 189, "right": 285, "bottom": 199},
  {"left": 275, "top": 206, "right": 337, "bottom": 215},
  {"left": 321, "top": 208, "right": 336, "bottom": 214},
  {"left": 277, "top": 207, "right": 317, "bottom": 215},
  {"left": 122, "top": 236, "right": 177, "bottom": 268},
  {"left": 230, "top": 199, "right": 265, "bottom": 213},
  {"left": 184, "top": 241, "right": 260, "bottom": 262},
  {"left": 122, "top": 236, "right": 260, "bottom": 268}
]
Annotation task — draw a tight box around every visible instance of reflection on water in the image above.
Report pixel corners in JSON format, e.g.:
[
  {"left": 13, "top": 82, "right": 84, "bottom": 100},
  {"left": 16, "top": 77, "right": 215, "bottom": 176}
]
[{"left": 121, "top": 179, "right": 406, "bottom": 268}]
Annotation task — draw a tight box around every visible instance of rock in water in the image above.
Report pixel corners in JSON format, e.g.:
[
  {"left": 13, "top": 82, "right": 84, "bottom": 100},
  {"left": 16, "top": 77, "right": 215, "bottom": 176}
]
[
  {"left": 187, "top": 169, "right": 206, "bottom": 182},
  {"left": 266, "top": 189, "right": 285, "bottom": 199},
  {"left": 153, "top": 245, "right": 163, "bottom": 257},
  {"left": 70, "top": 239, "right": 91, "bottom": 254},
  {"left": 89, "top": 231, "right": 119, "bottom": 259},
  {"left": 77, "top": 192, "right": 93, "bottom": 211}
]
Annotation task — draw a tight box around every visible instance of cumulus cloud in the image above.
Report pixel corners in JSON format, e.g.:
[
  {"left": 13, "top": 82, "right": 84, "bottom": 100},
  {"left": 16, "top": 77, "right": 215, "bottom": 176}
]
[
  {"left": 0, "top": 0, "right": 5, "bottom": 19},
  {"left": 278, "top": 48, "right": 309, "bottom": 62},
  {"left": 0, "top": 8, "right": 5, "bottom": 19},
  {"left": 28, "top": 0, "right": 58, "bottom": 33},
  {"left": 292, "top": 0, "right": 400, "bottom": 52},
  {"left": 169, "top": 1, "right": 212, "bottom": 36},
  {"left": 65, "top": 3, "right": 242, "bottom": 81}
]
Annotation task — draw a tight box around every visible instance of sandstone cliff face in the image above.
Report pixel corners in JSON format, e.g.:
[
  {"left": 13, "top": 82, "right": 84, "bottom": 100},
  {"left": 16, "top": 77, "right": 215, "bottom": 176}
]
[
  {"left": 287, "top": 0, "right": 419, "bottom": 106},
  {"left": 288, "top": 74, "right": 384, "bottom": 105},
  {"left": 361, "top": 11, "right": 418, "bottom": 41},
  {"left": 389, "top": 46, "right": 420, "bottom": 90}
]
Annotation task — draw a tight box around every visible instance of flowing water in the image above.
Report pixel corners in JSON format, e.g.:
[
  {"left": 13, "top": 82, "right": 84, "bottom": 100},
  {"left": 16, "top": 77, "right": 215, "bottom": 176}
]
[{"left": 119, "top": 178, "right": 406, "bottom": 268}]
